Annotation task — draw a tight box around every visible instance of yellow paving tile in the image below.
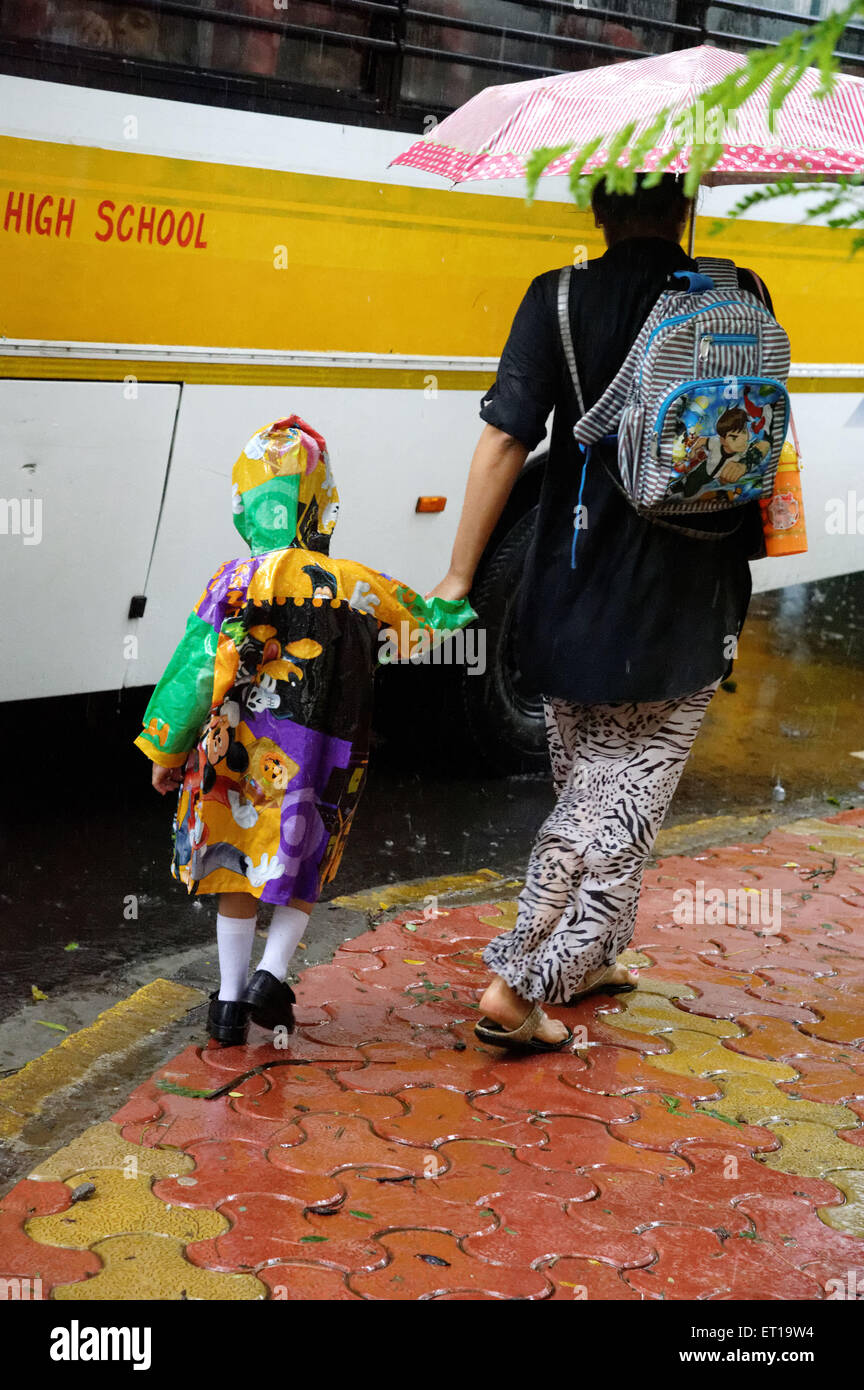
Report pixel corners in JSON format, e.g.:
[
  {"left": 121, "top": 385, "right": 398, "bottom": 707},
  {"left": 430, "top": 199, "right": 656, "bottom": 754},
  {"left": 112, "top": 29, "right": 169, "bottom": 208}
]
[
  {"left": 620, "top": 949, "right": 653, "bottom": 969},
  {"left": 478, "top": 901, "right": 518, "bottom": 932},
  {"left": 782, "top": 818, "right": 864, "bottom": 858},
  {"left": 647, "top": 1029, "right": 798, "bottom": 1083},
  {"left": 53, "top": 1234, "right": 265, "bottom": 1300},
  {"left": 599, "top": 991, "right": 739, "bottom": 1039},
  {"left": 761, "top": 1122, "right": 864, "bottom": 1179},
  {"left": 29, "top": 1121, "right": 192, "bottom": 1183},
  {"left": 819, "top": 1170, "right": 864, "bottom": 1238},
  {"left": 704, "top": 1074, "right": 858, "bottom": 1131},
  {"left": 26, "top": 1169, "right": 226, "bottom": 1249}
]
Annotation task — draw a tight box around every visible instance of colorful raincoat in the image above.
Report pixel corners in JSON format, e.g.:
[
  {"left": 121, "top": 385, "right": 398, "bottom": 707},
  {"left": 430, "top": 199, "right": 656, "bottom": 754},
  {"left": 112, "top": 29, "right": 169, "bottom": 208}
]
[{"left": 135, "top": 416, "right": 477, "bottom": 906}]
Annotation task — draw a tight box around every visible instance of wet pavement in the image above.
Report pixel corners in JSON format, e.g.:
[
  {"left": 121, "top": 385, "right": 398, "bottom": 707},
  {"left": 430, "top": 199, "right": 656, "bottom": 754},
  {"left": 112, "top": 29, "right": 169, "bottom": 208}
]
[
  {"left": 1, "top": 570, "right": 862, "bottom": 1047},
  {"left": 1, "top": 808, "right": 863, "bottom": 1300}
]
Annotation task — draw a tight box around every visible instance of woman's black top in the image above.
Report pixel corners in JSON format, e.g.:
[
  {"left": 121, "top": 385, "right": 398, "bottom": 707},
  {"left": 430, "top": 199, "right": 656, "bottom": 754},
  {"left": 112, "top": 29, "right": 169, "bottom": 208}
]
[{"left": 479, "top": 236, "right": 770, "bottom": 705}]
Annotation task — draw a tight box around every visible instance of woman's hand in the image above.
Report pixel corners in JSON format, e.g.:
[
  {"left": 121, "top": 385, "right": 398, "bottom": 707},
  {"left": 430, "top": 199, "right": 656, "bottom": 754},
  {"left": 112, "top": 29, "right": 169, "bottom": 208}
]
[
  {"left": 425, "top": 572, "right": 473, "bottom": 602},
  {"left": 152, "top": 762, "right": 184, "bottom": 795}
]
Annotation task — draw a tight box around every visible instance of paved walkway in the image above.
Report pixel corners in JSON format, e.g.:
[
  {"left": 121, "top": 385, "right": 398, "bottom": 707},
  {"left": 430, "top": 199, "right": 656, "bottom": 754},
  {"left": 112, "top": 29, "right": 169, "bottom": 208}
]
[{"left": 2, "top": 811, "right": 863, "bottom": 1299}]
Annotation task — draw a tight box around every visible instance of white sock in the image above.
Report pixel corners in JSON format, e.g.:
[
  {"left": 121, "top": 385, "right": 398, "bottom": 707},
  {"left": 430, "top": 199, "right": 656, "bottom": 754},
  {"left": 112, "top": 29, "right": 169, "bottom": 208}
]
[
  {"left": 216, "top": 913, "right": 257, "bottom": 1001},
  {"left": 258, "top": 905, "right": 309, "bottom": 982}
]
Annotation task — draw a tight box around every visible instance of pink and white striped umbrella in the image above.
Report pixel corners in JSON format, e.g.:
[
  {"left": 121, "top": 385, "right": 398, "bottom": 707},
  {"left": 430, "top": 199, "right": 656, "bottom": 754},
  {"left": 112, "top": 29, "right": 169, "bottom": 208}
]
[{"left": 392, "top": 45, "right": 864, "bottom": 185}]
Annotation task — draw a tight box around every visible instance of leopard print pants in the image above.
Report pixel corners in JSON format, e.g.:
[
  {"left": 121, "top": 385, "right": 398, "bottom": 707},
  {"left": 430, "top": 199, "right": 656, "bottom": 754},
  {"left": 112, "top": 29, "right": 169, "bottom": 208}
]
[{"left": 482, "top": 679, "right": 721, "bottom": 1003}]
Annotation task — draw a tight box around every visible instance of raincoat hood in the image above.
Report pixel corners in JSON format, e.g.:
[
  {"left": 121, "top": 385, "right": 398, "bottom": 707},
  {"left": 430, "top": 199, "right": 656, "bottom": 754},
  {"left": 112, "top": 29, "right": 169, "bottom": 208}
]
[{"left": 232, "top": 416, "right": 339, "bottom": 556}]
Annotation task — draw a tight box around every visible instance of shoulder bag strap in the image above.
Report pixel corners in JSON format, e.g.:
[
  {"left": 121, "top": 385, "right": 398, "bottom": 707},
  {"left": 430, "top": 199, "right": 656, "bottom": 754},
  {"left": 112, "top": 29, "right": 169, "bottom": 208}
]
[{"left": 556, "top": 265, "right": 741, "bottom": 542}]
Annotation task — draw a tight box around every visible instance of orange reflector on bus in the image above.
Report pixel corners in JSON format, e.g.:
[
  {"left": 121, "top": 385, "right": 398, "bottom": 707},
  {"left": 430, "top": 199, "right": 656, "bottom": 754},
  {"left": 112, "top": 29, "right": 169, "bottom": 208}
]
[{"left": 415, "top": 496, "right": 446, "bottom": 513}]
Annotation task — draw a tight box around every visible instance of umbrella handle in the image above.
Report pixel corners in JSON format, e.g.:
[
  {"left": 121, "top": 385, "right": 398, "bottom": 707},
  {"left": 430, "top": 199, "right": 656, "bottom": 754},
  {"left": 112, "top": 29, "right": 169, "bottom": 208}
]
[{"left": 686, "top": 192, "right": 698, "bottom": 258}]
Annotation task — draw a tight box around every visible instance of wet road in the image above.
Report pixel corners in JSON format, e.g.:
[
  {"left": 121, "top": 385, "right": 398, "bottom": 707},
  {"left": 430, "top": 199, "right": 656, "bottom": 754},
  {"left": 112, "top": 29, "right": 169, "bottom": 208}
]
[{"left": 1, "top": 569, "right": 862, "bottom": 1031}]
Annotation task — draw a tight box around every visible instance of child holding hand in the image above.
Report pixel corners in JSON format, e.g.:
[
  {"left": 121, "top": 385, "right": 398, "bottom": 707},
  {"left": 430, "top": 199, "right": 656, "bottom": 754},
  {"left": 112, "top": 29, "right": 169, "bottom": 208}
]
[{"left": 136, "top": 416, "right": 476, "bottom": 1046}]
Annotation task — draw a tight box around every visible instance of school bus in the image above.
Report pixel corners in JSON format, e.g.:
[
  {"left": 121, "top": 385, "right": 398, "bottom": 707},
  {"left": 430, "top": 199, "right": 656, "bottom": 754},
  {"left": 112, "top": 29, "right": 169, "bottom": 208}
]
[{"left": 1, "top": 0, "right": 863, "bottom": 769}]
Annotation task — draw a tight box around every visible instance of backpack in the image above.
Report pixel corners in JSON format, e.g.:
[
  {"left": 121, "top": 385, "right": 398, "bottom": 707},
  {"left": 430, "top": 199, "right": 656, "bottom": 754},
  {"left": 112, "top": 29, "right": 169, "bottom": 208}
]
[{"left": 558, "top": 257, "right": 791, "bottom": 540}]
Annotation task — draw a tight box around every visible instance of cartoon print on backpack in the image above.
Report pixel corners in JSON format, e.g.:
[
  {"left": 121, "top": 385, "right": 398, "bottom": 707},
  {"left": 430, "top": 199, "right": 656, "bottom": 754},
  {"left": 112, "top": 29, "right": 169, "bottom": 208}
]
[{"left": 667, "top": 382, "right": 784, "bottom": 504}]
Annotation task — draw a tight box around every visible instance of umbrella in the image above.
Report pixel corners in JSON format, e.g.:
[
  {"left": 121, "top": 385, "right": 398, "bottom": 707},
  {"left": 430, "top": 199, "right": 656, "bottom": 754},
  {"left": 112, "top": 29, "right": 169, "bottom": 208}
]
[{"left": 392, "top": 43, "right": 864, "bottom": 195}]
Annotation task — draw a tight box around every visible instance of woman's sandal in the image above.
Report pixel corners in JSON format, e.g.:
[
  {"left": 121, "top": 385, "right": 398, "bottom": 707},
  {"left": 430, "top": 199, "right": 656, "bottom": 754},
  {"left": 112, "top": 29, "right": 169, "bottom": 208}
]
[
  {"left": 474, "top": 1002, "right": 573, "bottom": 1053},
  {"left": 564, "top": 964, "right": 639, "bottom": 1007}
]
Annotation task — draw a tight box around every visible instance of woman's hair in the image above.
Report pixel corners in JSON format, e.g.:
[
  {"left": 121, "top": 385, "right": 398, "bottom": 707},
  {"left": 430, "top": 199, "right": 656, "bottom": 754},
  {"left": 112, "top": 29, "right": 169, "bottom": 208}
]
[{"left": 591, "top": 173, "right": 692, "bottom": 228}]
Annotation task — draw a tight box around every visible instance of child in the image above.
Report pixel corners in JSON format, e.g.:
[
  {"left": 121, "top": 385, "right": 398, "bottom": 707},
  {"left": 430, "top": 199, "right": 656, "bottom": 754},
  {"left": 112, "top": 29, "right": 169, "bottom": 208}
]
[{"left": 135, "top": 415, "right": 477, "bottom": 1046}]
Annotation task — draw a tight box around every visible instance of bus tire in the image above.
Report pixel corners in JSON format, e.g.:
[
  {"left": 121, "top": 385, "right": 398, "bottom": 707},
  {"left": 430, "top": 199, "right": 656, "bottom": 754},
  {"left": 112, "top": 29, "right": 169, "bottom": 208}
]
[{"left": 461, "top": 508, "right": 548, "bottom": 775}]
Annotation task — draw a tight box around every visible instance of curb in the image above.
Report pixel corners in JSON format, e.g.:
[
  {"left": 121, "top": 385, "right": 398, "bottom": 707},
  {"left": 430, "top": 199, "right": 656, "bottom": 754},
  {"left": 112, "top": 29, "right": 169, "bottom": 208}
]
[{"left": 0, "top": 980, "right": 204, "bottom": 1142}]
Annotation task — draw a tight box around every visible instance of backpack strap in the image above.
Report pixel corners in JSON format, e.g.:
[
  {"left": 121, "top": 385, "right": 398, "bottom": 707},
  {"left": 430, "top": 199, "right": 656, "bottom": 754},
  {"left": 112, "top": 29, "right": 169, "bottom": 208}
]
[
  {"left": 557, "top": 266, "right": 584, "bottom": 414},
  {"left": 695, "top": 256, "right": 739, "bottom": 292}
]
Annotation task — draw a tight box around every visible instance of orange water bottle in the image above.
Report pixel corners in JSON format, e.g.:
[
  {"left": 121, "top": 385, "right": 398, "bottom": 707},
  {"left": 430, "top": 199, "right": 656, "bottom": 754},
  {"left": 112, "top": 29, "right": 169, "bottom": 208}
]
[{"left": 760, "top": 415, "right": 808, "bottom": 557}]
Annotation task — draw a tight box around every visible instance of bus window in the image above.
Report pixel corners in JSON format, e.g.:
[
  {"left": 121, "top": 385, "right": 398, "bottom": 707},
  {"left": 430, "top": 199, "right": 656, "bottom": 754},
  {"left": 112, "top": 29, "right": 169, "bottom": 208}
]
[
  {"left": 401, "top": 1, "right": 560, "bottom": 113},
  {"left": 274, "top": 3, "right": 370, "bottom": 90},
  {"left": 705, "top": 2, "right": 864, "bottom": 73},
  {"left": 2, "top": 1, "right": 861, "bottom": 121},
  {"left": 3, "top": 1, "right": 182, "bottom": 61}
]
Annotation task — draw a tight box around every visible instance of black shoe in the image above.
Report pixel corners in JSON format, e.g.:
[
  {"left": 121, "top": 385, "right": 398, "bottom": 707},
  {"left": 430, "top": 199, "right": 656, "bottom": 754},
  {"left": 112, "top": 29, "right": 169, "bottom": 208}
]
[
  {"left": 242, "top": 970, "right": 296, "bottom": 1032},
  {"left": 206, "top": 993, "right": 251, "bottom": 1047}
]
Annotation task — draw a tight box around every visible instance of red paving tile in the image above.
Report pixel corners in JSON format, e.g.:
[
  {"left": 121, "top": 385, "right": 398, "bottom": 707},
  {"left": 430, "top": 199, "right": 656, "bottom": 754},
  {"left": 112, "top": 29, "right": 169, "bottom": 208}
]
[
  {"left": 515, "top": 1115, "right": 691, "bottom": 1176},
  {"left": 674, "top": 1144, "right": 845, "bottom": 1209},
  {"left": 152, "top": 1138, "right": 340, "bottom": 1209},
  {"left": 609, "top": 1091, "right": 780, "bottom": 1155},
  {"left": 333, "top": 1050, "right": 501, "bottom": 1096},
  {"left": 473, "top": 1068, "right": 638, "bottom": 1125},
  {"left": 258, "top": 1263, "right": 361, "bottom": 1299},
  {"left": 430, "top": 1138, "right": 597, "bottom": 1203},
  {"left": 347, "top": 1230, "right": 553, "bottom": 1299},
  {"left": 734, "top": 1193, "right": 864, "bottom": 1271},
  {"left": 3, "top": 810, "right": 864, "bottom": 1299},
  {"left": 546, "top": 1256, "right": 644, "bottom": 1299},
  {"left": 462, "top": 1189, "right": 656, "bottom": 1270},
  {"left": 334, "top": 1173, "right": 499, "bottom": 1238},
  {"left": 0, "top": 1181, "right": 101, "bottom": 1292},
  {"left": 623, "top": 1225, "right": 825, "bottom": 1300},
  {"left": 266, "top": 1114, "right": 438, "bottom": 1179},
  {"left": 187, "top": 1194, "right": 390, "bottom": 1274},
  {"left": 589, "top": 1166, "right": 753, "bottom": 1235},
  {"left": 370, "top": 1086, "right": 539, "bottom": 1148}
]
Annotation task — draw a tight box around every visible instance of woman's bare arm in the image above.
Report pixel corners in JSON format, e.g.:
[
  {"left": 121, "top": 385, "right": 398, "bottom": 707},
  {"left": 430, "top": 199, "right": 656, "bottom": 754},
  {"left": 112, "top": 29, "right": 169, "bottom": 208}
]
[{"left": 426, "top": 423, "right": 528, "bottom": 601}]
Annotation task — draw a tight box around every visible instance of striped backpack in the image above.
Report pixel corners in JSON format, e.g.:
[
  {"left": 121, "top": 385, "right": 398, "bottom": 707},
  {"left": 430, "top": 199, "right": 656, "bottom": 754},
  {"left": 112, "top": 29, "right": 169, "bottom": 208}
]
[{"left": 558, "top": 257, "right": 791, "bottom": 539}]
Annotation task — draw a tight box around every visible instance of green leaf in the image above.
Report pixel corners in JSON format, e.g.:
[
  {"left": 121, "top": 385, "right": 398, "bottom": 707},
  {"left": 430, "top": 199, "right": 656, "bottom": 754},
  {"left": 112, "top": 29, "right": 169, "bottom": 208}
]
[
  {"left": 36, "top": 1020, "right": 68, "bottom": 1032},
  {"left": 349, "top": 1210, "right": 373, "bottom": 1220},
  {"left": 156, "top": 1079, "right": 215, "bottom": 1098},
  {"left": 64, "top": 942, "right": 79, "bottom": 952},
  {"left": 299, "top": 1235, "right": 329, "bottom": 1243},
  {"left": 700, "top": 1108, "right": 744, "bottom": 1128},
  {"left": 524, "top": 144, "right": 572, "bottom": 201}
]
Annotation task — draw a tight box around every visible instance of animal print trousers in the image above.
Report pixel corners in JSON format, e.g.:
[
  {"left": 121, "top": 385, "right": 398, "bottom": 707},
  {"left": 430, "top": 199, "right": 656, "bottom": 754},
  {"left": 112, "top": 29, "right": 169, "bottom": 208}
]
[{"left": 482, "top": 678, "right": 721, "bottom": 1003}]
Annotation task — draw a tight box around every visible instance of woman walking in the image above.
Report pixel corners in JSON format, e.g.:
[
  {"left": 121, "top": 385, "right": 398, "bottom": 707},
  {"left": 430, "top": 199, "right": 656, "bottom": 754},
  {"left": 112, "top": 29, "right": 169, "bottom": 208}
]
[{"left": 428, "top": 175, "right": 769, "bottom": 1050}]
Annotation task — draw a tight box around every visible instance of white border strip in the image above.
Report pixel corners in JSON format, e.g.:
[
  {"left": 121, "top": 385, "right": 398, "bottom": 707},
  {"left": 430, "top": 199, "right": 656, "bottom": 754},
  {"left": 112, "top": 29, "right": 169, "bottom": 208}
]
[
  {"left": 0, "top": 340, "right": 499, "bottom": 371},
  {"left": 0, "top": 340, "right": 862, "bottom": 378}
]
